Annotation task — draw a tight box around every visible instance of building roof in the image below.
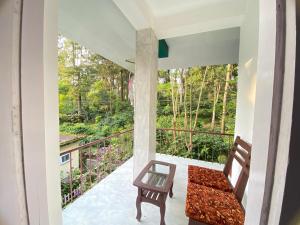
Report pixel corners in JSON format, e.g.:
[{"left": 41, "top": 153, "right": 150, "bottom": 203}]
[{"left": 59, "top": 134, "right": 84, "bottom": 146}]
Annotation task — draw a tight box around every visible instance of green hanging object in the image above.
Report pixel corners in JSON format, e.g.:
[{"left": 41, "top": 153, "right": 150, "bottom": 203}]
[{"left": 158, "top": 39, "right": 169, "bottom": 58}]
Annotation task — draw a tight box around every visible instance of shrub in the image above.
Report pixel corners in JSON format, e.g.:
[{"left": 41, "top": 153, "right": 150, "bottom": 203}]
[
  {"left": 156, "top": 131, "right": 232, "bottom": 163},
  {"left": 60, "top": 123, "right": 96, "bottom": 135},
  {"left": 59, "top": 113, "right": 85, "bottom": 123}
]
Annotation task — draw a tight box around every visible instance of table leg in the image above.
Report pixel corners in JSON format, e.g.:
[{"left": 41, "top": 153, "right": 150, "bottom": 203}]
[
  {"left": 160, "top": 197, "right": 166, "bottom": 225},
  {"left": 169, "top": 182, "right": 174, "bottom": 198},
  {"left": 136, "top": 189, "right": 142, "bottom": 221}
]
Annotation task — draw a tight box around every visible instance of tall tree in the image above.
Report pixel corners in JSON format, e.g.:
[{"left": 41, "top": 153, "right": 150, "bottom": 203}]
[
  {"left": 221, "top": 64, "right": 232, "bottom": 133},
  {"left": 193, "top": 66, "right": 209, "bottom": 130},
  {"left": 58, "top": 35, "right": 132, "bottom": 123},
  {"left": 211, "top": 71, "right": 221, "bottom": 131},
  {"left": 170, "top": 70, "right": 179, "bottom": 140},
  {"left": 120, "top": 71, "right": 124, "bottom": 101}
]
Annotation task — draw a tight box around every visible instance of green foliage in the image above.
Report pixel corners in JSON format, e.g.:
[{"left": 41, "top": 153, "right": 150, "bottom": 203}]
[
  {"left": 58, "top": 35, "right": 133, "bottom": 125},
  {"left": 61, "top": 168, "right": 81, "bottom": 199},
  {"left": 60, "top": 123, "right": 96, "bottom": 135},
  {"left": 156, "top": 131, "right": 232, "bottom": 163},
  {"left": 58, "top": 36, "right": 238, "bottom": 164}
]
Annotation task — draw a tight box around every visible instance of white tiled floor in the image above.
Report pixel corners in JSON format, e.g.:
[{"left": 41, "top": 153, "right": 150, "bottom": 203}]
[{"left": 63, "top": 154, "right": 223, "bottom": 225}]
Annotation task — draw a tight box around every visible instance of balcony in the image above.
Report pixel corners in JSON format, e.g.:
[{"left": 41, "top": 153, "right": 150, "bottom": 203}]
[
  {"left": 63, "top": 154, "right": 224, "bottom": 225},
  {"left": 61, "top": 129, "right": 232, "bottom": 225},
  {"left": 2, "top": 0, "right": 292, "bottom": 224}
]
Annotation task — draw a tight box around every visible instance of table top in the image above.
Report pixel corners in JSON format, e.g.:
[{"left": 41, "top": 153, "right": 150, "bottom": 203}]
[{"left": 133, "top": 160, "right": 176, "bottom": 193}]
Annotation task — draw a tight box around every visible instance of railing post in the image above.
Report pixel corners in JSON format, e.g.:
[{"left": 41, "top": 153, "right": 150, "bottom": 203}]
[
  {"left": 89, "top": 147, "right": 92, "bottom": 187},
  {"left": 69, "top": 152, "right": 73, "bottom": 202},
  {"left": 96, "top": 143, "right": 100, "bottom": 182},
  {"left": 80, "top": 149, "right": 83, "bottom": 196}
]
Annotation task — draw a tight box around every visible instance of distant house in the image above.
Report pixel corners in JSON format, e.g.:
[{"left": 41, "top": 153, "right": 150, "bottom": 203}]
[{"left": 59, "top": 134, "right": 84, "bottom": 179}]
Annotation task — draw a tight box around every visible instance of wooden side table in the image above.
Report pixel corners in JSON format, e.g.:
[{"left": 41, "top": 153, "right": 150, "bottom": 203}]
[{"left": 133, "top": 160, "right": 176, "bottom": 225}]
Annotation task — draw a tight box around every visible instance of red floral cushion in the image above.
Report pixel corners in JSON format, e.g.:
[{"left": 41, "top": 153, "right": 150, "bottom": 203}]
[
  {"left": 188, "top": 165, "right": 232, "bottom": 192},
  {"left": 185, "top": 182, "right": 245, "bottom": 225}
]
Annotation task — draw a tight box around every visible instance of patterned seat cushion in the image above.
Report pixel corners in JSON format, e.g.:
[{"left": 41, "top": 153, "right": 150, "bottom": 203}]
[
  {"left": 188, "top": 165, "right": 232, "bottom": 192},
  {"left": 185, "top": 182, "right": 245, "bottom": 225}
]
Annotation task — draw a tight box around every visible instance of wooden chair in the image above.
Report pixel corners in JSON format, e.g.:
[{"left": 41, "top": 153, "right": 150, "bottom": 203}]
[
  {"left": 188, "top": 136, "right": 251, "bottom": 194},
  {"left": 185, "top": 137, "right": 251, "bottom": 225}
]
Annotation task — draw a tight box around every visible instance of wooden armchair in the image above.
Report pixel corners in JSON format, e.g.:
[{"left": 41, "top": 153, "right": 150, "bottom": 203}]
[
  {"left": 185, "top": 136, "right": 251, "bottom": 225},
  {"left": 188, "top": 136, "right": 251, "bottom": 194}
]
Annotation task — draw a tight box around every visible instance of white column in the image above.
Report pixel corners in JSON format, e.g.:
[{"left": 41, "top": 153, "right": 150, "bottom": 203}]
[
  {"left": 233, "top": 0, "right": 258, "bottom": 188},
  {"left": 133, "top": 28, "right": 158, "bottom": 178},
  {"left": 0, "top": 0, "right": 28, "bottom": 225},
  {"left": 245, "top": 0, "right": 277, "bottom": 224},
  {"left": 21, "top": 0, "right": 62, "bottom": 224}
]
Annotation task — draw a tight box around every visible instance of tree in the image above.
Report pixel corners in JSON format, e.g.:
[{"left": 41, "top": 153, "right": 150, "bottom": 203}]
[
  {"left": 58, "top": 35, "right": 132, "bottom": 124},
  {"left": 58, "top": 35, "right": 238, "bottom": 141},
  {"left": 193, "top": 66, "right": 209, "bottom": 130},
  {"left": 210, "top": 69, "right": 221, "bottom": 131},
  {"left": 220, "top": 64, "right": 233, "bottom": 133}
]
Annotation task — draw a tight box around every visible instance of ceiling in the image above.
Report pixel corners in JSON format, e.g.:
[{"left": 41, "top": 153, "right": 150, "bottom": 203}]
[
  {"left": 58, "top": 0, "right": 246, "bottom": 71},
  {"left": 159, "top": 27, "right": 240, "bottom": 69},
  {"left": 146, "top": 0, "right": 230, "bottom": 17},
  {"left": 58, "top": 0, "right": 136, "bottom": 72},
  {"left": 113, "top": 0, "right": 246, "bottom": 38}
]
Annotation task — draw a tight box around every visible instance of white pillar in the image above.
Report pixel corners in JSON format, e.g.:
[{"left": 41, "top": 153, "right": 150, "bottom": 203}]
[
  {"left": 233, "top": 0, "right": 258, "bottom": 188},
  {"left": 133, "top": 28, "right": 158, "bottom": 178},
  {"left": 0, "top": 0, "right": 28, "bottom": 225},
  {"left": 21, "top": 0, "right": 62, "bottom": 224},
  {"left": 245, "top": 0, "right": 277, "bottom": 224}
]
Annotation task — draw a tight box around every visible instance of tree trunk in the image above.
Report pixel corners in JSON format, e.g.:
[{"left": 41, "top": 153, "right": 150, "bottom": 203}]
[
  {"left": 170, "top": 71, "right": 178, "bottom": 141},
  {"left": 189, "top": 83, "right": 192, "bottom": 151},
  {"left": 183, "top": 70, "right": 188, "bottom": 146},
  {"left": 221, "top": 64, "right": 232, "bottom": 133},
  {"left": 125, "top": 72, "right": 131, "bottom": 101},
  {"left": 193, "top": 66, "right": 209, "bottom": 130},
  {"left": 120, "top": 71, "right": 124, "bottom": 101},
  {"left": 211, "top": 82, "right": 221, "bottom": 131},
  {"left": 72, "top": 42, "right": 84, "bottom": 122},
  {"left": 109, "top": 78, "right": 113, "bottom": 113},
  {"left": 179, "top": 69, "right": 184, "bottom": 107},
  {"left": 77, "top": 93, "right": 83, "bottom": 121}
]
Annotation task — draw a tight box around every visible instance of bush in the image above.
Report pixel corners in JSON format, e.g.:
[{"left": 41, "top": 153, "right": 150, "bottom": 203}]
[
  {"left": 218, "top": 154, "right": 228, "bottom": 164},
  {"left": 95, "top": 115, "right": 102, "bottom": 123},
  {"left": 156, "top": 131, "right": 232, "bottom": 163},
  {"left": 59, "top": 113, "right": 85, "bottom": 123},
  {"left": 60, "top": 123, "right": 96, "bottom": 135},
  {"left": 97, "top": 111, "right": 133, "bottom": 132}
]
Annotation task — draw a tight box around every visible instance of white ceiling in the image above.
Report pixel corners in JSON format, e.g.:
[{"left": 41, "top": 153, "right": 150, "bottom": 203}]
[
  {"left": 145, "top": 0, "right": 240, "bottom": 17},
  {"left": 113, "top": 0, "right": 246, "bottom": 39},
  {"left": 58, "top": 0, "right": 136, "bottom": 72},
  {"left": 58, "top": 0, "right": 245, "bottom": 72},
  {"left": 159, "top": 28, "right": 240, "bottom": 69}
]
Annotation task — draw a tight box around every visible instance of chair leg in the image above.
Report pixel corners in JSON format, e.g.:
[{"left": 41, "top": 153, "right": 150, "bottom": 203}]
[{"left": 189, "top": 218, "right": 206, "bottom": 225}]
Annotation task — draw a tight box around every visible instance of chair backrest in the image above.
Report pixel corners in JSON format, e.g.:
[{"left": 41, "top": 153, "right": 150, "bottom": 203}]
[
  {"left": 223, "top": 136, "right": 252, "bottom": 202},
  {"left": 234, "top": 158, "right": 250, "bottom": 203}
]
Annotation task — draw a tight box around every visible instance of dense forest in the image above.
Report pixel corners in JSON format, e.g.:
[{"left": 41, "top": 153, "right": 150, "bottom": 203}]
[
  {"left": 157, "top": 65, "right": 237, "bottom": 133},
  {"left": 58, "top": 36, "right": 238, "bottom": 140},
  {"left": 59, "top": 36, "right": 240, "bottom": 163},
  {"left": 58, "top": 36, "right": 133, "bottom": 141}
]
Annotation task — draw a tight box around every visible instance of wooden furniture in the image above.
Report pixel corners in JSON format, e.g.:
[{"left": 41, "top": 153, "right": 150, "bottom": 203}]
[
  {"left": 185, "top": 136, "right": 252, "bottom": 225},
  {"left": 133, "top": 160, "right": 176, "bottom": 225},
  {"left": 188, "top": 136, "right": 251, "bottom": 194}
]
